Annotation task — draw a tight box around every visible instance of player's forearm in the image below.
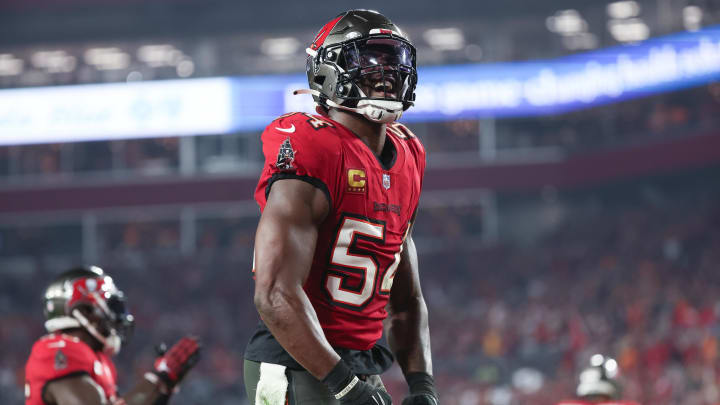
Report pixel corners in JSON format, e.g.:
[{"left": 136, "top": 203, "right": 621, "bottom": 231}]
[
  {"left": 123, "top": 337, "right": 199, "bottom": 405},
  {"left": 253, "top": 180, "right": 338, "bottom": 379},
  {"left": 386, "top": 294, "right": 433, "bottom": 375},
  {"left": 255, "top": 284, "right": 341, "bottom": 379},
  {"left": 386, "top": 235, "right": 433, "bottom": 375},
  {"left": 121, "top": 379, "right": 166, "bottom": 405}
]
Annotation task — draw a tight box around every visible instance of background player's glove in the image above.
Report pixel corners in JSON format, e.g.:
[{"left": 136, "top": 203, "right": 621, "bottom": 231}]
[
  {"left": 151, "top": 337, "right": 201, "bottom": 391},
  {"left": 401, "top": 373, "right": 438, "bottom": 405},
  {"left": 322, "top": 360, "right": 392, "bottom": 404}
]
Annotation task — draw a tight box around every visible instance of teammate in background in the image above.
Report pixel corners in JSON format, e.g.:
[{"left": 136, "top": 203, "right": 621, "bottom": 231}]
[
  {"left": 24, "top": 266, "right": 200, "bottom": 405},
  {"left": 556, "top": 354, "right": 640, "bottom": 405},
  {"left": 244, "top": 9, "right": 437, "bottom": 405}
]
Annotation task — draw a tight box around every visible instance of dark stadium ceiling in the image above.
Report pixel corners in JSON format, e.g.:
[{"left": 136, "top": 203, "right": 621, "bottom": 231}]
[{"left": 0, "top": 0, "right": 666, "bottom": 45}]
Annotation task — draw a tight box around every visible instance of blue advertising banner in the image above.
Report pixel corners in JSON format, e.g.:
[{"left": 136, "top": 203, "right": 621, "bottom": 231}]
[{"left": 1, "top": 26, "right": 719, "bottom": 144}]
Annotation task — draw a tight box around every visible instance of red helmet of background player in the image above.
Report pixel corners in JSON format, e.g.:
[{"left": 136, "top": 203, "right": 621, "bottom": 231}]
[
  {"left": 297, "top": 9, "right": 418, "bottom": 124},
  {"left": 43, "top": 266, "right": 134, "bottom": 355}
]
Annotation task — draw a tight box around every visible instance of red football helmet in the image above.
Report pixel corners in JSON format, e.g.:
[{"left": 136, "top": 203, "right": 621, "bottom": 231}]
[{"left": 43, "top": 266, "right": 134, "bottom": 355}]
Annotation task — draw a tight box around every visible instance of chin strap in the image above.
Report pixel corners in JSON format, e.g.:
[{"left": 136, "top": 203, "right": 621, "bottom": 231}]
[
  {"left": 72, "top": 309, "right": 121, "bottom": 355},
  {"left": 293, "top": 89, "right": 403, "bottom": 124}
]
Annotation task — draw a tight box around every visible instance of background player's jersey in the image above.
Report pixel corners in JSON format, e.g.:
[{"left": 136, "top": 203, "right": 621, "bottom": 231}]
[
  {"left": 25, "top": 333, "right": 117, "bottom": 405},
  {"left": 253, "top": 111, "right": 425, "bottom": 351}
]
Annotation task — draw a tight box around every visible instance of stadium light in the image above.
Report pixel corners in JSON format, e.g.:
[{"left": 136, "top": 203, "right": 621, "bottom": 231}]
[
  {"left": 177, "top": 59, "right": 195, "bottom": 78},
  {"left": 423, "top": 28, "right": 465, "bottom": 51},
  {"left": 608, "top": 18, "right": 649, "bottom": 42},
  {"left": 260, "top": 37, "right": 301, "bottom": 58},
  {"left": 31, "top": 50, "right": 76, "bottom": 73},
  {"left": 137, "top": 44, "right": 184, "bottom": 67},
  {"left": 546, "top": 10, "right": 588, "bottom": 36},
  {"left": 0, "top": 54, "right": 24, "bottom": 76},
  {"left": 683, "top": 6, "right": 703, "bottom": 32},
  {"left": 84, "top": 48, "right": 130, "bottom": 70},
  {"left": 606, "top": 1, "right": 641, "bottom": 20}
]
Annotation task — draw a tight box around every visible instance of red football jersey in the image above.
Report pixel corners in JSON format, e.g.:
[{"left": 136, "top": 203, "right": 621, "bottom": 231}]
[
  {"left": 25, "top": 333, "right": 118, "bottom": 405},
  {"left": 255, "top": 112, "right": 425, "bottom": 350}
]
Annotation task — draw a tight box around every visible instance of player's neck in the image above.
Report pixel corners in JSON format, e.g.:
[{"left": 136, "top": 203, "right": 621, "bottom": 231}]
[
  {"left": 329, "top": 109, "right": 386, "bottom": 157},
  {"left": 64, "top": 328, "right": 103, "bottom": 352}
]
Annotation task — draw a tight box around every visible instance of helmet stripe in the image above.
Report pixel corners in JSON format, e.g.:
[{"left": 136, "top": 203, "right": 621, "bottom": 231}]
[
  {"left": 310, "top": 14, "right": 345, "bottom": 50},
  {"left": 369, "top": 28, "right": 402, "bottom": 38}
]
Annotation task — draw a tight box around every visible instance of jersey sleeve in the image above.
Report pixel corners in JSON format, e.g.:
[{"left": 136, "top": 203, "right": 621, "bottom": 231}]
[
  {"left": 254, "top": 112, "right": 342, "bottom": 211},
  {"left": 25, "top": 337, "right": 96, "bottom": 388}
]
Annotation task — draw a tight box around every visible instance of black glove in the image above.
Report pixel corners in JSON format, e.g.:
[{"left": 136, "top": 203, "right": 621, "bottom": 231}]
[
  {"left": 401, "top": 373, "right": 438, "bottom": 405},
  {"left": 322, "top": 360, "right": 392, "bottom": 405}
]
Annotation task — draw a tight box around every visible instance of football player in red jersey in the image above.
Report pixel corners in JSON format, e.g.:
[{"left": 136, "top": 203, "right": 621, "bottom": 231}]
[
  {"left": 24, "top": 266, "right": 200, "bottom": 405},
  {"left": 243, "top": 9, "right": 437, "bottom": 405}
]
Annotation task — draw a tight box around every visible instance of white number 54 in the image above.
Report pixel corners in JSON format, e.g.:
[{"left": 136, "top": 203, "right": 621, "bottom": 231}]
[{"left": 325, "top": 216, "right": 404, "bottom": 308}]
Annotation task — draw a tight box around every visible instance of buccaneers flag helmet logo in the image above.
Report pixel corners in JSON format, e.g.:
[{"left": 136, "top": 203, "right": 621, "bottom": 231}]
[{"left": 275, "top": 138, "right": 296, "bottom": 171}]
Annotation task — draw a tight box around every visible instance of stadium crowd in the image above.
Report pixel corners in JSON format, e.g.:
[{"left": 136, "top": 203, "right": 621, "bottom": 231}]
[
  {"left": 1, "top": 165, "right": 719, "bottom": 405},
  {"left": 421, "top": 83, "right": 720, "bottom": 159},
  {"left": 414, "top": 169, "right": 720, "bottom": 404},
  {"left": 492, "top": 83, "right": 720, "bottom": 152}
]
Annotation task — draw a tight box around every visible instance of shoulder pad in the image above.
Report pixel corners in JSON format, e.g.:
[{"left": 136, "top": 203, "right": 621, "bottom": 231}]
[
  {"left": 387, "top": 122, "right": 417, "bottom": 140},
  {"left": 27, "top": 334, "right": 95, "bottom": 380}
]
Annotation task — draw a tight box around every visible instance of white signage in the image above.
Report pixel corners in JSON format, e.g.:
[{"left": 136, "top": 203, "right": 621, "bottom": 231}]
[{"left": 0, "top": 78, "right": 234, "bottom": 145}]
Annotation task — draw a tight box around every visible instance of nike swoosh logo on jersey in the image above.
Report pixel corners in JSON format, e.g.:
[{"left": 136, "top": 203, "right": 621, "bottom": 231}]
[{"left": 276, "top": 124, "right": 296, "bottom": 133}]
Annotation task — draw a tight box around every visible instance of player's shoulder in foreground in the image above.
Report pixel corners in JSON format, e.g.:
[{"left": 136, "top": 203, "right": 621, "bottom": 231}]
[
  {"left": 264, "top": 111, "right": 341, "bottom": 140},
  {"left": 25, "top": 334, "right": 96, "bottom": 382},
  {"left": 388, "top": 121, "right": 424, "bottom": 148},
  {"left": 388, "top": 121, "right": 425, "bottom": 162},
  {"left": 387, "top": 121, "right": 419, "bottom": 141},
  {"left": 28, "top": 333, "right": 95, "bottom": 369},
  {"left": 262, "top": 111, "right": 344, "bottom": 166}
]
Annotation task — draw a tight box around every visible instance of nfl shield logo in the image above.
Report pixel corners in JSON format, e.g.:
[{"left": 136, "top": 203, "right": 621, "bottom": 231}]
[{"left": 382, "top": 173, "right": 391, "bottom": 190}]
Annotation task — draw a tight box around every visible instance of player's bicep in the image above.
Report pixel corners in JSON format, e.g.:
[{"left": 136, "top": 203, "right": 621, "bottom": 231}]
[
  {"left": 45, "top": 374, "right": 106, "bottom": 405},
  {"left": 255, "top": 178, "right": 329, "bottom": 290}
]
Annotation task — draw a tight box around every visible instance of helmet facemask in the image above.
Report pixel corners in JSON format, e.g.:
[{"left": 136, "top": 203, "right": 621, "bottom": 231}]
[
  {"left": 332, "top": 37, "right": 416, "bottom": 108},
  {"left": 72, "top": 286, "right": 134, "bottom": 356},
  {"left": 299, "top": 10, "right": 417, "bottom": 124}
]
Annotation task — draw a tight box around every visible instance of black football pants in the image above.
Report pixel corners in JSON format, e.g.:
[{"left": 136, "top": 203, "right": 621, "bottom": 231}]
[{"left": 244, "top": 359, "right": 387, "bottom": 405}]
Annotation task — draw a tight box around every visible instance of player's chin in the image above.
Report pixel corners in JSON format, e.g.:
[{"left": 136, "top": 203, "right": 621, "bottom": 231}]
[{"left": 369, "top": 91, "right": 398, "bottom": 99}]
